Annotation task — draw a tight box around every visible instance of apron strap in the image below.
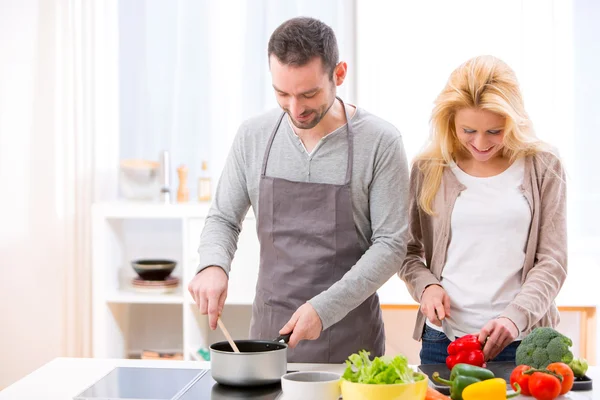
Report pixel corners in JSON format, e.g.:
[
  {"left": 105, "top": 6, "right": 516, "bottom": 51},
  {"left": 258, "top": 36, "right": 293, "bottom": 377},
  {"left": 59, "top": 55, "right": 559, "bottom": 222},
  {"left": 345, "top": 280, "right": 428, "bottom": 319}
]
[
  {"left": 338, "top": 96, "right": 354, "bottom": 186},
  {"left": 261, "top": 97, "right": 355, "bottom": 184},
  {"left": 261, "top": 112, "right": 286, "bottom": 177}
]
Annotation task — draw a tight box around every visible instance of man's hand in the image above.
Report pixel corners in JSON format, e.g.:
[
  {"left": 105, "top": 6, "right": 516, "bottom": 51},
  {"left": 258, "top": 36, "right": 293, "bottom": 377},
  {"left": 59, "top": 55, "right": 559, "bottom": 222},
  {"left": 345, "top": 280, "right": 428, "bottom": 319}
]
[
  {"left": 478, "top": 317, "right": 519, "bottom": 361},
  {"left": 188, "top": 266, "right": 228, "bottom": 330},
  {"left": 279, "top": 303, "right": 322, "bottom": 348},
  {"left": 420, "top": 284, "right": 451, "bottom": 326}
]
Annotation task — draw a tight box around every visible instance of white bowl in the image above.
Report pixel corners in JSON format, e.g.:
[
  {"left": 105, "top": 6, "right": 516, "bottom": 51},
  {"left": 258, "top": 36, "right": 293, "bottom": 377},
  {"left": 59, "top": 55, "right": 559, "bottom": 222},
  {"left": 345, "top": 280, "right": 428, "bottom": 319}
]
[
  {"left": 119, "top": 159, "right": 160, "bottom": 200},
  {"left": 281, "top": 371, "right": 341, "bottom": 400}
]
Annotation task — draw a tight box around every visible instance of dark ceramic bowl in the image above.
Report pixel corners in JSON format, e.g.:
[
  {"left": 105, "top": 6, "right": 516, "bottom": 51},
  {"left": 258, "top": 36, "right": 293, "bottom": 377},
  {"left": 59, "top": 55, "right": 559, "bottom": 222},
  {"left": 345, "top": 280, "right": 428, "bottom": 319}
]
[{"left": 131, "top": 259, "right": 176, "bottom": 281}]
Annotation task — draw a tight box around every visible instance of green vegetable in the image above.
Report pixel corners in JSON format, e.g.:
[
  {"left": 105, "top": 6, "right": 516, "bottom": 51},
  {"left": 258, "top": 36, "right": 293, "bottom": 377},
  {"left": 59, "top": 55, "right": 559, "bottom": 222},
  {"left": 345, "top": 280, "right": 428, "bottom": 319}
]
[
  {"left": 342, "top": 350, "right": 424, "bottom": 384},
  {"left": 515, "top": 327, "right": 574, "bottom": 369},
  {"left": 433, "top": 364, "right": 495, "bottom": 400},
  {"left": 433, "top": 374, "right": 480, "bottom": 400},
  {"left": 450, "top": 364, "right": 496, "bottom": 381},
  {"left": 569, "top": 358, "right": 589, "bottom": 378}
]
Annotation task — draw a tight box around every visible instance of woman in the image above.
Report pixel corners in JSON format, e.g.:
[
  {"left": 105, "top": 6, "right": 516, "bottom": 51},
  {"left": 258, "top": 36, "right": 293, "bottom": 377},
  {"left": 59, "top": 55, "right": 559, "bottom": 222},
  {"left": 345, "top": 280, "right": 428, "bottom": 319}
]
[{"left": 399, "top": 55, "right": 567, "bottom": 365}]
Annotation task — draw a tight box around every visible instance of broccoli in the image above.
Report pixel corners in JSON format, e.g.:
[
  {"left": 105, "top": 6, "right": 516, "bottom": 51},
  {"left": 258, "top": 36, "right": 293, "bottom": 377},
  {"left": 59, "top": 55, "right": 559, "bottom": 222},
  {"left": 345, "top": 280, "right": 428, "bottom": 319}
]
[{"left": 515, "top": 327, "right": 574, "bottom": 369}]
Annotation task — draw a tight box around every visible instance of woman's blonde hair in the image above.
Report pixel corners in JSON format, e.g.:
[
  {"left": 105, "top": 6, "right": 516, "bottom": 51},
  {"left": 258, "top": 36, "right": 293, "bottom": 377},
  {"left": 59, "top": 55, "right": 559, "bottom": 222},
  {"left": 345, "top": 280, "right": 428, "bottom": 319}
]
[{"left": 415, "top": 55, "right": 549, "bottom": 215}]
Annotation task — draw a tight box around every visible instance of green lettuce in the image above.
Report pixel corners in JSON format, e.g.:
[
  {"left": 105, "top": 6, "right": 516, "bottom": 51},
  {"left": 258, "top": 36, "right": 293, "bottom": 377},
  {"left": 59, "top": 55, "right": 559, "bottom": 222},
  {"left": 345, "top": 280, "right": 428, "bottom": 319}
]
[{"left": 342, "top": 350, "right": 424, "bottom": 384}]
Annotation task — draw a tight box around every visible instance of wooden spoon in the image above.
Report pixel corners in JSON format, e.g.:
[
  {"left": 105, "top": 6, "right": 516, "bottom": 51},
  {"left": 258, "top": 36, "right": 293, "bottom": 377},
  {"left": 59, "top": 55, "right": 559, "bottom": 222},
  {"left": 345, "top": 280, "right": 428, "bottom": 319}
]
[{"left": 217, "top": 317, "right": 240, "bottom": 353}]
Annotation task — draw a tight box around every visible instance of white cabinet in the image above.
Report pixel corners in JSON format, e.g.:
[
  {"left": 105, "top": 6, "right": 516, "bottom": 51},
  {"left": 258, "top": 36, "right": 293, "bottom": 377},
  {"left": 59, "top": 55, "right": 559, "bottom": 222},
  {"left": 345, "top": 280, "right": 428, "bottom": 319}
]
[{"left": 91, "top": 201, "right": 270, "bottom": 362}]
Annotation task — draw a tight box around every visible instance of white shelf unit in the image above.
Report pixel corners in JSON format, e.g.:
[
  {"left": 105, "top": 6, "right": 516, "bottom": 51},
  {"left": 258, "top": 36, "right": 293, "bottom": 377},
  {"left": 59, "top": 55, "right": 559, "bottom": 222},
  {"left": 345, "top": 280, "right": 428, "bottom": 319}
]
[{"left": 91, "top": 201, "right": 263, "bottom": 362}]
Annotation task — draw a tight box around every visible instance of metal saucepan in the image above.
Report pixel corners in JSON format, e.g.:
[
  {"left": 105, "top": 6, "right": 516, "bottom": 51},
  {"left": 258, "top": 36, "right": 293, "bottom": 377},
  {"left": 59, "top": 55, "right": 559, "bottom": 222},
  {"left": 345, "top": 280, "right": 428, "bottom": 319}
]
[{"left": 210, "top": 333, "right": 291, "bottom": 387}]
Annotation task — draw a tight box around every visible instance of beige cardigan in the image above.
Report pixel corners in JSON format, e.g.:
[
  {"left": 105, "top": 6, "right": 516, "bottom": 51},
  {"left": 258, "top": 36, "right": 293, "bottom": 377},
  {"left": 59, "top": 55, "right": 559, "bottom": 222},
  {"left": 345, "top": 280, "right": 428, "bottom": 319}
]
[{"left": 399, "top": 151, "right": 568, "bottom": 341}]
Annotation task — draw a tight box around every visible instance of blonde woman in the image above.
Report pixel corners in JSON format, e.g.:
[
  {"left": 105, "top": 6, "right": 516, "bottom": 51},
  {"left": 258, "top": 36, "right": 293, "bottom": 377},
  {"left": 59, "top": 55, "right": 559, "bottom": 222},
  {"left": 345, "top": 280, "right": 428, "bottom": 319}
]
[{"left": 400, "top": 55, "right": 567, "bottom": 365}]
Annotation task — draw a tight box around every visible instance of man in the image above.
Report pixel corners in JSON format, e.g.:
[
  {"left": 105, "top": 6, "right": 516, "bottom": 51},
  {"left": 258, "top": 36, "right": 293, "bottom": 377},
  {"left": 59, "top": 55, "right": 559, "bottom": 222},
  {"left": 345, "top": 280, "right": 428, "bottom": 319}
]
[{"left": 188, "top": 16, "right": 410, "bottom": 363}]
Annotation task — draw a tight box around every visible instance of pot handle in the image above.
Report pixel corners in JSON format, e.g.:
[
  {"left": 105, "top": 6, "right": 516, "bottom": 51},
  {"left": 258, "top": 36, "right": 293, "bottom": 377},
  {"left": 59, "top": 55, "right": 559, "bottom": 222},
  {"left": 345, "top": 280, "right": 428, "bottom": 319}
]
[{"left": 274, "top": 333, "right": 291, "bottom": 344}]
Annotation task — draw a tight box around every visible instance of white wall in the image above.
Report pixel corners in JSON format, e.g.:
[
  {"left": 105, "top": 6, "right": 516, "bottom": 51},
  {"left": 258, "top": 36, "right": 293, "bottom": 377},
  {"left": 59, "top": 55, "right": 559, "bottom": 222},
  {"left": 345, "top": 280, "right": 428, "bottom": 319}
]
[
  {"left": 572, "top": 0, "right": 600, "bottom": 361},
  {"left": 572, "top": 0, "right": 600, "bottom": 242},
  {"left": 0, "top": 0, "right": 65, "bottom": 389}
]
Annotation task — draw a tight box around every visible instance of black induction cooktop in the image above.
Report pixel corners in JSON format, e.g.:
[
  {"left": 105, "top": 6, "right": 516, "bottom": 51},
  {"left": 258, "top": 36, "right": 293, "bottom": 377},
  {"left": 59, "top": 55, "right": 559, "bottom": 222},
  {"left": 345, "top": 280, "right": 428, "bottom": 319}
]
[
  {"left": 180, "top": 372, "right": 282, "bottom": 400},
  {"left": 73, "top": 366, "right": 285, "bottom": 400}
]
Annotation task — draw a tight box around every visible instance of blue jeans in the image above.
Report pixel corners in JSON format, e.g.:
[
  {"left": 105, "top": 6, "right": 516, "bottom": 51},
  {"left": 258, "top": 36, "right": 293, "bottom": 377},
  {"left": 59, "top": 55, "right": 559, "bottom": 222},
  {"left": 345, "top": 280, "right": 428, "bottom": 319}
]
[{"left": 420, "top": 324, "right": 521, "bottom": 365}]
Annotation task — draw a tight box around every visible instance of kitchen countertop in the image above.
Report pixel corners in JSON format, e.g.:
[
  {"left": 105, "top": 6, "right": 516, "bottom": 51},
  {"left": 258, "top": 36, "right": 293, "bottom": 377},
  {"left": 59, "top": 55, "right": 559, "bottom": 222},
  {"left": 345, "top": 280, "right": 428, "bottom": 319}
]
[{"left": 0, "top": 357, "right": 596, "bottom": 399}]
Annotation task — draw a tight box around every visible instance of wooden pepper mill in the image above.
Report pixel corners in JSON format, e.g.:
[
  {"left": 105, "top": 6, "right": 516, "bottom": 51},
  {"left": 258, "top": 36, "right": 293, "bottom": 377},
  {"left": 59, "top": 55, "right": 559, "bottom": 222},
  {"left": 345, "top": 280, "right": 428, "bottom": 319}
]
[{"left": 177, "top": 165, "right": 189, "bottom": 202}]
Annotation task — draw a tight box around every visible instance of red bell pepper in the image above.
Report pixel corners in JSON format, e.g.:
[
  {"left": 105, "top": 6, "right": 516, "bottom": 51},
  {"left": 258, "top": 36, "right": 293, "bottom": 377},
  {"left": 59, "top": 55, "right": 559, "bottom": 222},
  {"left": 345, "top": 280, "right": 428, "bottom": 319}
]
[{"left": 446, "top": 334, "right": 485, "bottom": 369}]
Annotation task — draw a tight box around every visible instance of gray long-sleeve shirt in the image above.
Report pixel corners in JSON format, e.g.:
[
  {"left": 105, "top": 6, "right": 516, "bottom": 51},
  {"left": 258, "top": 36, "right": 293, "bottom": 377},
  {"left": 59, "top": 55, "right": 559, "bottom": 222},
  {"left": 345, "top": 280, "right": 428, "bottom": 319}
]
[{"left": 197, "top": 106, "right": 410, "bottom": 330}]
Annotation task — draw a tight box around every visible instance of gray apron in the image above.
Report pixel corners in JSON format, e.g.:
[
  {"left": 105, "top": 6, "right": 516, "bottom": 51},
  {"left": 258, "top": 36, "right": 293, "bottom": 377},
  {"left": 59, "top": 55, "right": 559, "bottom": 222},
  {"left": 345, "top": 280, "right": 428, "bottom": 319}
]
[{"left": 249, "top": 97, "right": 385, "bottom": 363}]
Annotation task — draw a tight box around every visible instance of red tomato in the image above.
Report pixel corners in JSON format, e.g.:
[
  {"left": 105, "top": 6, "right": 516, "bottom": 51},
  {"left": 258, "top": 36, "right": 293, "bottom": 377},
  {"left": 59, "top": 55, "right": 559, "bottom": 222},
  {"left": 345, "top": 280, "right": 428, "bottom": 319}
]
[
  {"left": 510, "top": 365, "right": 532, "bottom": 396},
  {"left": 547, "top": 362, "right": 574, "bottom": 395},
  {"left": 529, "top": 371, "right": 562, "bottom": 400}
]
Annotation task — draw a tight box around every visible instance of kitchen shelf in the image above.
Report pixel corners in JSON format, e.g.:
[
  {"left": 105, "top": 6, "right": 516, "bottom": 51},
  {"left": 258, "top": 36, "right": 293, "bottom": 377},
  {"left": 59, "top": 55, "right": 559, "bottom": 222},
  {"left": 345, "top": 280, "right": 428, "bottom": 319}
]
[{"left": 91, "top": 200, "right": 260, "bottom": 361}]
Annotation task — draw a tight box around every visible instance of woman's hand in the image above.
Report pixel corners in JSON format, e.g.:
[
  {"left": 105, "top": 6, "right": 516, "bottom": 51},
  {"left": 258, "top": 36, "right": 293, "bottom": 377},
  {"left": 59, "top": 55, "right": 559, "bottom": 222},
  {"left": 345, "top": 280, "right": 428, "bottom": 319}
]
[
  {"left": 420, "top": 284, "right": 451, "bottom": 326},
  {"left": 478, "top": 317, "right": 519, "bottom": 361}
]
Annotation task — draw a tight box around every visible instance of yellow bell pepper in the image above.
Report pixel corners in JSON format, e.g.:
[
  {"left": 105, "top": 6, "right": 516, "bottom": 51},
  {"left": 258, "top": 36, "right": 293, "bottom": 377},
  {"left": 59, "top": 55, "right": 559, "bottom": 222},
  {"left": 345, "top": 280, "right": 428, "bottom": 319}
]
[{"left": 462, "top": 378, "right": 521, "bottom": 400}]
